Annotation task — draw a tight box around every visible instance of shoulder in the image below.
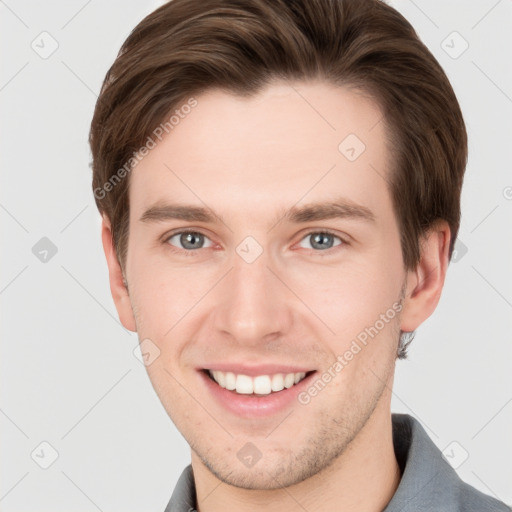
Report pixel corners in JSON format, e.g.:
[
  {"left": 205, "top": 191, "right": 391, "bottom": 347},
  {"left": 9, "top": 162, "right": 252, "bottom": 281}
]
[
  {"left": 455, "top": 478, "right": 511, "bottom": 512},
  {"left": 386, "top": 414, "right": 511, "bottom": 512}
]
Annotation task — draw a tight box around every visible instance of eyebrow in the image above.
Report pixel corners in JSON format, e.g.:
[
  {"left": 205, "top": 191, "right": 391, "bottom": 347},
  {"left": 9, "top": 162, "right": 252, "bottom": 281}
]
[{"left": 139, "top": 197, "right": 376, "bottom": 227}]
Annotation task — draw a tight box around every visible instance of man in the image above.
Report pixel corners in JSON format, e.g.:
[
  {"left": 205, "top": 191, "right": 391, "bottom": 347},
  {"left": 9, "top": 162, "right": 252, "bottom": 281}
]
[{"left": 89, "top": 0, "right": 510, "bottom": 510}]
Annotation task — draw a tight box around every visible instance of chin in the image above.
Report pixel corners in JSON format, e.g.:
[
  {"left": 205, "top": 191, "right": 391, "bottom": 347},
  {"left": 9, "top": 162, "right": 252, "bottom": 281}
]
[{"left": 199, "top": 448, "right": 327, "bottom": 491}]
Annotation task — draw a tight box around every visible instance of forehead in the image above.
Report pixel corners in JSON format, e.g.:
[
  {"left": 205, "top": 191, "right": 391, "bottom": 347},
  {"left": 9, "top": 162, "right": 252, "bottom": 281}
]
[{"left": 129, "top": 80, "right": 393, "bottom": 223}]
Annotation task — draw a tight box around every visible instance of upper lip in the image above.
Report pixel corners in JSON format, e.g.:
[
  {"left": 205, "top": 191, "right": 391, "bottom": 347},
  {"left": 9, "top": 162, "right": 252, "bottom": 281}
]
[{"left": 200, "top": 363, "right": 315, "bottom": 377}]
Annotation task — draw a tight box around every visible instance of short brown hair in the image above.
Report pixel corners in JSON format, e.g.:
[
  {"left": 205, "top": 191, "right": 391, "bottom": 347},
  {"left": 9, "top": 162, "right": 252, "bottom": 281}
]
[{"left": 89, "top": 0, "right": 468, "bottom": 357}]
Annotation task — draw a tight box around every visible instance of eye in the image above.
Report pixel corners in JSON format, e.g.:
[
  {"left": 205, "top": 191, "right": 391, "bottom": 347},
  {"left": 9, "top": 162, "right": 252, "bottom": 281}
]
[
  {"left": 165, "top": 230, "right": 214, "bottom": 252},
  {"left": 297, "top": 230, "right": 345, "bottom": 252}
]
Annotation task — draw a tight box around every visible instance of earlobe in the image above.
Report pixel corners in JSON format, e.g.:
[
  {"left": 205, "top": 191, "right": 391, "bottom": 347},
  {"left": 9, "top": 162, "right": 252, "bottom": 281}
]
[
  {"left": 101, "top": 215, "right": 137, "bottom": 332},
  {"left": 399, "top": 221, "right": 451, "bottom": 333}
]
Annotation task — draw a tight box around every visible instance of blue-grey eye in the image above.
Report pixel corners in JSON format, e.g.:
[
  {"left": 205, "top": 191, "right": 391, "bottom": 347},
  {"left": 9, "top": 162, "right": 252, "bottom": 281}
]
[
  {"left": 298, "top": 232, "right": 343, "bottom": 251},
  {"left": 167, "top": 231, "right": 213, "bottom": 250}
]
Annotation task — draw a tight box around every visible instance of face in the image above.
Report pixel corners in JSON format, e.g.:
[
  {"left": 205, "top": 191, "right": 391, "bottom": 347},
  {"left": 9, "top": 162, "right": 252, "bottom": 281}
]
[{"left": 119, "top": 80, "right": 409, "bottom": 489}]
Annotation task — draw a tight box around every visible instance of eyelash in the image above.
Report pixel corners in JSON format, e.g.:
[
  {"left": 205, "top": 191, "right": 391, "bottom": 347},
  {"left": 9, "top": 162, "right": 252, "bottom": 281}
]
[{"left": 162, "top": 228, "right": 347, "bottom": 257}]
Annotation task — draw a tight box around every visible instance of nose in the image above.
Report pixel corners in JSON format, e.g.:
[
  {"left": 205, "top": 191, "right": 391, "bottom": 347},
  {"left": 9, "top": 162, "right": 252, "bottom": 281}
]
[{"left": 212, "top": 249, "right": 293, "bottom": 346}]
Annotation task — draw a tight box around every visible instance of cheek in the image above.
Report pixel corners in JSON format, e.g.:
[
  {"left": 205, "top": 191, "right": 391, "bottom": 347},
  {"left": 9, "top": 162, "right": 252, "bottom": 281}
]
[
  {"left": 126, "top": 247, "right": 203, "bottom": 335},
  {"left": 286, "top": 252, "right": 403, "bottom": 341}
]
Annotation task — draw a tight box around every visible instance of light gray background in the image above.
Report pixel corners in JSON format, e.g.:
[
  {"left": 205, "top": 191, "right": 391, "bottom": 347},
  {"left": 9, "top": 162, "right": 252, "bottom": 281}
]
[{"left": 1, "top": 0, "right": 511, "bottom": 510}]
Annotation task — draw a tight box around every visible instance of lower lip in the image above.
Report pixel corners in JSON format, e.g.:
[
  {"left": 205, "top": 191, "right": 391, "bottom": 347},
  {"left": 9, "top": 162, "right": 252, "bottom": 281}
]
[{"left": 199, "top": 370, "right": 316, "bottom": 418}]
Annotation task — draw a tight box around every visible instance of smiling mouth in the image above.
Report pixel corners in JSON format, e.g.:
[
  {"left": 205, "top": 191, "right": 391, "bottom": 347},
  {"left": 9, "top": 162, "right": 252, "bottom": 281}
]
[{"left": 203, "top": 369, "right": 315, "bottom": 396}]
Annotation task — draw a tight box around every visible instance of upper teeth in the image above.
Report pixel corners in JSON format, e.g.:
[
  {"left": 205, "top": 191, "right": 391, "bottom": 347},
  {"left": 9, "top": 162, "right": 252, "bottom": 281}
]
[{"left": 209, "top": 370, "right": 307, "bottom": 395}]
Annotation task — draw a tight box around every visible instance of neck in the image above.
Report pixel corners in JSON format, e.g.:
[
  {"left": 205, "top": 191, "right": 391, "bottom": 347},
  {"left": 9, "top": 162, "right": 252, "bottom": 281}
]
[{"left": 191, "top": 395, "right": 401, "bottom": 512}]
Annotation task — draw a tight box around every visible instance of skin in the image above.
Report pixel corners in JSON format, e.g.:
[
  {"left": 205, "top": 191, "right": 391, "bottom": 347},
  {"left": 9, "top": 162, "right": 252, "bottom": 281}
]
[{"left": 102, "top": 80, "right": 450, "bottom": 512}]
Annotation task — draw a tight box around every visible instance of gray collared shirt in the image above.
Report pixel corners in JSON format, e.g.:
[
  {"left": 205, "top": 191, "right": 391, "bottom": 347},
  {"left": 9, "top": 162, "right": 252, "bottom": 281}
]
[{"left": 164, "top": 413, "right": 511, "bottom": 511}]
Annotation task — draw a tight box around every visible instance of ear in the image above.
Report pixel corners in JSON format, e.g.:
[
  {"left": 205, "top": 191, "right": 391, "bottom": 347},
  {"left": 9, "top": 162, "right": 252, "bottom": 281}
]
[
  {"left": 101, "top": 214, "right": 137, "bottom": 332},
  {"left": 400, "top": 220, "right": 451, "bottom": 332}
]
